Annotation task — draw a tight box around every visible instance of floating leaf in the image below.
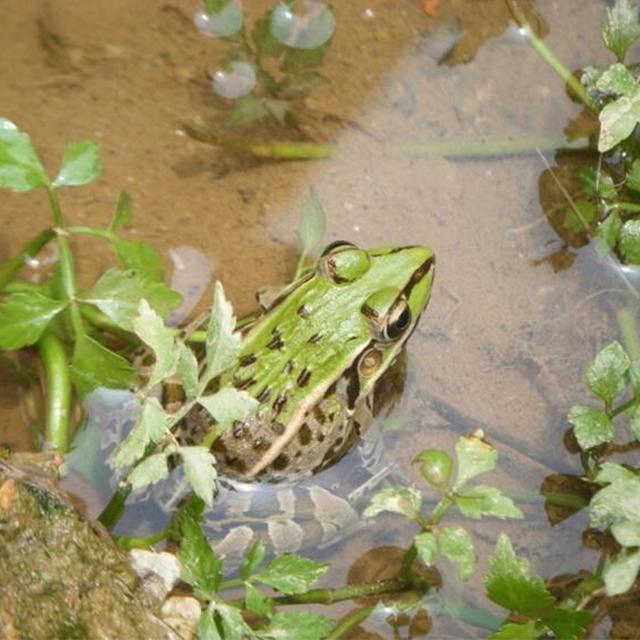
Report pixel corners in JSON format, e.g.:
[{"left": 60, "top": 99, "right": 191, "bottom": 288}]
[
  {"left": 595, "top": 63, "right": 637, "bottom": 96},
  {"left": 52, "top": 140, "right": 101, "bottom": 188},
  {"left": 585, "top": 341, "right": 630, "bottom": 405},
  {"left": 455, "top": 486, "right": 523, "bottom": 520},
  {"left": 568, "top": 405, "right": 615, "bottom": 450},
  {"left": 590, "top": 477, "right": 640, "bottom": 528},
  {"left": 598, "top": 90, "right": 640, "bottom": 152},
  {"left": 603, "top": 550, "right": 640, "bottom": 596},
  {"left": 595, "top": 462, "right": 637, "bottom": 484},
  {"left": 178, "top": 516, "right": 222, "bottom": 600},
  {"left": 454, "top": 431, "right": 498, "bottom": 489},
  {"left": 128, "top": 452, "right": 169, "bottom": 490},
  {"left": 180, "top": 445, "right": 217, "bottom": 507},
  {"left": 71, "top": 334, "right": 135, "bottom": 397},
  {"left": 0, "top": 118, "right": 49, "bottom": 192},
  {"left": 485, "top": 534, "right": 555, "bottom": 618},
  {"left": 259, "top": 612, "right": 335, "bottom": 640},
  {"left": 0, "top": 292, "right": 66, "bottom": 349},
  {"left": 254, "top": 554, "right": 328, "bottom": 595},
  {"left": 602, "top": 0, "right": 640, "bottom": 62},
  {"left": 204, "top": 282, "right": 241, "bottom": 384},
  {"left": 414, "top": 531, "right": 438, "bottom": 566},
  {"left": 439, "top": 525, "right": 476, "bottom": 581},
  {"left": 297, "top": 189, "right": 326, "bottom": 257},
  {"left": 612, "top": 519, "right": 640, "bottom": 547},
  {"left": 363, "top": 485, "right": 422, "bottom": 520}
]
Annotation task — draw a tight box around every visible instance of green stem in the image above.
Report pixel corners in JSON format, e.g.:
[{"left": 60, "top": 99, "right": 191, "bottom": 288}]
[
  {"left": 114, "top": 530, "right": 169, "bottom": 550},
  {"left": 610, "top": 394, "right": 638, "bottom": 418},
  {"left": 1, "top": 281, "right": 45, "bottom": 294},
  {"left": 325, "top": 606, "right": 376, "bottom": 640},
  {"left": 504, "top": 0, "right": 593, "bottom": 109},
  {"left": 0, "top": 228, "right": 55, "bottom": 289},
  {"left": 617, "top": 306, "right": 640, "bottom": 361},
  {"left": 611, "top": 202, "right": 640, "bottom": 213},
  {"left": 37, "top": 332, "right": 72, "bottom": 453}
]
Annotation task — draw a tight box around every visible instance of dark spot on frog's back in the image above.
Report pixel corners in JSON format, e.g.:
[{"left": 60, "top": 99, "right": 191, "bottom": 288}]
[
  {"left": 233, "top": 376, "right": 256, "bottom": 390},
  {"left": 252, "top": 437, "right": 270, "bottom": 452},
  {"left": 297, "top": 305, "right": 310, "bottom": 318},
  {"left": 313, "top": 405, "right": 327, "bottom": 425},
  {"left": 273, "top": 394, "right": 288, "bottom": 415},
  {"left": 296, "top": 368, "right": 311, "bottom": 388},
  {"left": 238, "top": 354, "right": 257, "bottom": 367},
  {"left": 257, "top": 387, "right": 271, "bottom": 403},
  {"left": 298, "top": 423, "right": 312, "bottom": 445},
  {"left": 271, "top": 422, "right": 286, "bottom": 435},
  {"left": 307, "top": 333, "right": 322, "bottom": 344},
  {"left": 272, "top": 454, "right": 289, "bottom": 470},
  {"left": 267, "top": 335, "right": 285, "bottom": 350}
]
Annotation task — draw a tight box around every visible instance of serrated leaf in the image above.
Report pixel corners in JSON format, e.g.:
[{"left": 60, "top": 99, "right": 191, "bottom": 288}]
[
  {"left": 603, "top": 550, "right": 640, "bottom": 595},
  {"left": 166, "top": 494, "right": 206, "bottom": 540},
  {"left": 488, "top": 621, "right": 537, "bottom": 640},
  {"left": 602, "top": 0, "right": 640, "bottom": 62},
  {"left": 197, "top": 609, "right": 223, "bottom": 640},
  {"left": 598, "top": 90, "right": 640, "bottom": 153},
  {"left": 619, "top": 219, "right": 640, "bottom": 264},
  {"left": 129, "top": 452, "right": 169, "bottom": 490},
  {"left": 453, "top": 431, "right": 498, "bottom": 489},
  {"left": 180, "top": 445, "right": 217, "bottom": 507},
  {"left": 414, "top": 531, "right": 438, "bottom": 566},
  {"left": 541, "top": 608, "right": 592, "bottom": 640},
  {"left": 590, "top": 477, "right": 640, "bottom": 527},
  {"left": 198, "top": 388, "right": 258, "bottom": 435},
  {"left": 585, "top": 341, "right": 630, "bottom": 405},
  {"left": 241, "top": 540, "right": 266, "bottom": 580},
  {"left": 595, "top": 212, "right": 622, "bottom": 256},
  {"left": 568, "top": 406, "right": 615, "bottom": 449},
  {"left": 177, "top": 343, "right": 199, "bottom": 399},
  {"left": 112, "top": 236, "right": 165, "bottom": 281},
  {"left": 485, "top": 534, "right": 555, "bottom": 617},
  {"left": 297, "top": 189, "right": 326, "bottom": 256},
  {"left": 0, "top": 118, "right": 49, "bottom": 192},
  {"left": 178, "top": 515, "right": 222, "bottom": 599},
  {"left": 363, "top": 485, "right": 422, "bottom": 520},
  {"left": 71, "top": 334, "right": 135, "bottom": 397},
  {"left": 204, "top": 282, "right": 241, "bottom": 384},
  {"left": 0, "top": 292, "right": 66, "bottom": 349},
  {"left": 439, "top": 525, "right": 476, "bottom": 581},
  {"left": 52, "top": 140, "right": 100, "bottom": 188},
  {"left": 612, "top": 519, "right": 640, "bottom": 547},
  {"left": 595, "top": 462, "right": 637, "bottom": 484},
  {"left": 245, "top": 582, "right": 273, "bottom": 617},
  {"left": 254, "top": 554, "right": 328, "bottom": 594},
  {"left": 85, "top": 269, "right": 181, "bottom": 331},
  {"left": 258, "top": 612, "right": 335, "bottom": 640},
  {"left": 595, "top": 63, "right": 637, "bottom": 96},
  {"left": 109, "top": 190, "right": 134, "bottom": 230},
  {"left": 455, "top": 486, "right": 523, "bottom": 520},
  {"left": 110, "top": 397, "right": 167, "bottom": 468},
  {"left": 133, "top": 300, "right": 178, "bottom": 389}
]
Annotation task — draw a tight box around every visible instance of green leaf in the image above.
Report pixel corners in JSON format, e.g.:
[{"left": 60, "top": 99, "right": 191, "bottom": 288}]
[
  {"left": 166, "top": 494, "right": 206, "bottom": 540},
  {"left": 199, "top": 388, "right": 258, "bottom": 435},
  {"left": 595, "top": 212, "right": 622, "bottom": 255},
  {"left": 485, "top": 534, "right": 555, "bottom": 618},
  {"left": 252, "top": 10, "right": 285, "bottom": 58},
  {"left": 110, "top": 397, "right": 166, "bottom": 468},
  {"left": 197, "top": 609, "right": 223, "bottom": 640},
  {"left": 52, "top": 141, "right": 100, "bottom": 188},
  {"left": 254, "top": 554, "right": 328, "bottom": 595},
  {"left": 612, "top": 519, "right": 640, "bottom": 547},
  {"left": 602, "top": 0, "right": 640, "bottom": 62},
  {"left": 590, "top": 476, "right": 640, "bottom": 527},
  {"left": 627, "top": 160, "right": 640, "bottom": 192},
  {"left": 585, "top": 341, "right": 630, "bottom": 405},
  {"left": 241, "top": 540, "right": 266, "bottom": 580},
  {"left": 455, "top": 486, "right": 523, "bottom": 520},
  {"left": 85, "top": 269, "right": 181, "bottom": 331},
  {"left": 178, "top": 515, "right": 222, "bottom": 599},
  {"left": 297, "top": 189, "right": 326, "bottom": 256},
  {"left": 128, "top": 452, "right": 169, "bottom": 490},
  {"left": 179, "top": 445, "right": 217, "bottom": 507},
  {"left": 263, "top": 99, "right": 291, "bottom": 124},
  {"left": 108, "top": 190, "right": 134, "bottom": 230},
  {"left": 245, "top": 582, "right": 273, "bottom": 617},
  {"left": 111, "top": 237, "right": 165, "bottom": 281},
  {"left": 71, "top": 334, "right": 135, "bottom": 397},
  {"left": 258, "top": 612, "right": 335, "bottom": 640},
  {"left": 230, "top": 95, "right": 270, "bottom": 125},
  {"left": 619, "top": 219, "right": 640, "bottom": 264},
  {"left": 603, "top": 550, "right": 640, "bottom": 596},
  {"left": 541, "top": 608, "right": 592, "bottom": 640},
  {"left": 568, "top": 405, "right": 615, "bottom": 449},
  {"left": 0, "top": 118, "right": 49, "bottom": 192},
  {"left": 176, "top": 343, "right": 199, "bottom": 399},
  {"left": 203, "top": 282, "right": 241, "bottom": 384},
  {"left": 0, "top": 292, "right": 66, "bottom": 349},
  {"left": 282, "top": 43, "right": 330, "bottom": 74},
  {"left": 210, "top": 603, "right": 256, "bottom": 640},
  {"left": 562, "top": 199, "right": 598, "bottom": 234},
  {"left": 414, "top": 531, "right": 438, "bottom": 566},
  {"left": 488, "top": 621, "right": 537, "bottom": 640},
  {"left": 453, "top": 431, "right": 498, "bottom": 489},
  {"left": 439, "top": 525, "right": 476, "bottom": 581},
  {"left": 595, "top": 462, "right": 637, "bottom": 484},
  {"left": 285, "top": 71, "right": 329, "bottom": 95},
  {"left": 598, "top": 90, "right": 640, "bottom": 152},
  {"left": 133, "top": 300, "right": 178, "bottom": 389},
  {"left": 363, "top": 485, "right": 422, "bottom": 520},
  {"left": 595, "top": 63, "right": 637, "bottom": 96},
  {"left": 412, "top": 449, "right": 453, "bottom": 488}
]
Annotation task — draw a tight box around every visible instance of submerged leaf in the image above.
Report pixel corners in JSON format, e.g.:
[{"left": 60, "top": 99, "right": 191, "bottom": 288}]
[
  {"left": 180, "top": 446, "right": 217, "bottom": 507},
  {"left": 363, "top": 485, "right": 422, "bottom": 520},
  {"left": 439, "top": 525, "right": 476, "bottom": 581},
  {"left": 52, "top": 140, "right": 101, "bottom": 188},
  {"left": 598, "top": 90, "right": 640, "bottom": 152},
  {"left": 178, "top": 516, "right": 222, "bottom": 600},
  {"left": 455, "top": 486, "right": 523, "bottom": 520},
  {"left": 619, "top": 219, "right": 640, "bottom": 264},
  {"left": 0, "top": 292, "right": 66, "bottom": 349},
  {"left": 453, "top": 431, "right": 497, "bottom": 489},
  {"left": 568, "top": 405, "right": 615, "bottom": 450},
  {"left": 259, "top": 612, "right": 335, "bottom": 640},
  {"left": 603, "top": 550, "right": 640, "bottom": 596},
  {"left": 590, "top": 476, "right": 640, "bottom": 528},
  {"left": 602, "top": 0, "right": 640, "bottom": 62},
  {"left": 128, "top": 452, "right": 169, "bottom": 490},
  {"left": 585, "top": 341, "right": 630, "bottom": 405},
  {"left": 254, "top": 555, "right": 328, "bottom": 594}
]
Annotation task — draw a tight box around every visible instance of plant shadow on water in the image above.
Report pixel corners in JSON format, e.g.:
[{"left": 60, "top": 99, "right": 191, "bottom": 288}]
[{"left": 2, "top": 0, "right": 640, "bottom": 638}]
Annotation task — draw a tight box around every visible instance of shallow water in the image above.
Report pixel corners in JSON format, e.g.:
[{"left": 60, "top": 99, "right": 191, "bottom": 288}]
[{"left": 1, "top": 0, "right": 637, "bottom": 636}]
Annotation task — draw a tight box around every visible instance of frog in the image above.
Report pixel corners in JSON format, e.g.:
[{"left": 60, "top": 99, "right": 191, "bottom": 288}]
[{"left": 206, "top": 240, "right": 435, "bottom": 484}]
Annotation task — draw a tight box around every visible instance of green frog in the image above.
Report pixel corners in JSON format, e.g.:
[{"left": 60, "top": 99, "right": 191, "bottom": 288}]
[{"left": 208, "top": 241, "right": 435, "bottom": 484}]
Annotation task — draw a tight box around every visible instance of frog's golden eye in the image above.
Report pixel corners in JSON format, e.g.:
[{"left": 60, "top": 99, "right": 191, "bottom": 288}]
[
  {"left": 320, "top": 246, "right": 371, "bottom": 283},
  {"left": 358, "top": 348, "right": 382, "bottom": 376},
  {"left": 383, "top": 298, "right": 412, "bottom": 341}
]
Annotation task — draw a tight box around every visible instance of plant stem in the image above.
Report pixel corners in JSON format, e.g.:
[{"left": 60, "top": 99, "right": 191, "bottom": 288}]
[
  {"left": 504, "top": 0, "right": 593, "bottom": 109},
  {"left": 37, "top": 332, "right": 72, "bottom": 452},
  {"left": 611, "top": 202, "right": 640, "bottom": 213},
  {"left": 114, "top": 530, "right": 169, "bottom": 550},
  {"left": 325, "top": 606, "right": 376, "bottom": 640},
  {"left": 0, "top": 228, "right": 55, "bottom": 289},
  {"left": 617, "top": 306, "right": 640, "bottom": 361}
]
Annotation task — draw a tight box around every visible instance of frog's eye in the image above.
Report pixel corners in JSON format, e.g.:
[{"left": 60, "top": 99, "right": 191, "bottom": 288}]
[
  {"left": 321, "top": 241, "right": 356, "bottom": 256},
  {"left": 383, "top": 299, "right": 412, "bottom": 341},
  {"left": 320, "top": 245, "right": 371, "bottom": 283}
]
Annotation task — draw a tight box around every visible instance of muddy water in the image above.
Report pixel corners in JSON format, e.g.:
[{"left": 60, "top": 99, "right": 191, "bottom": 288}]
[{"left": 0, "top": 0, "right": 633, "bottom": 637}]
